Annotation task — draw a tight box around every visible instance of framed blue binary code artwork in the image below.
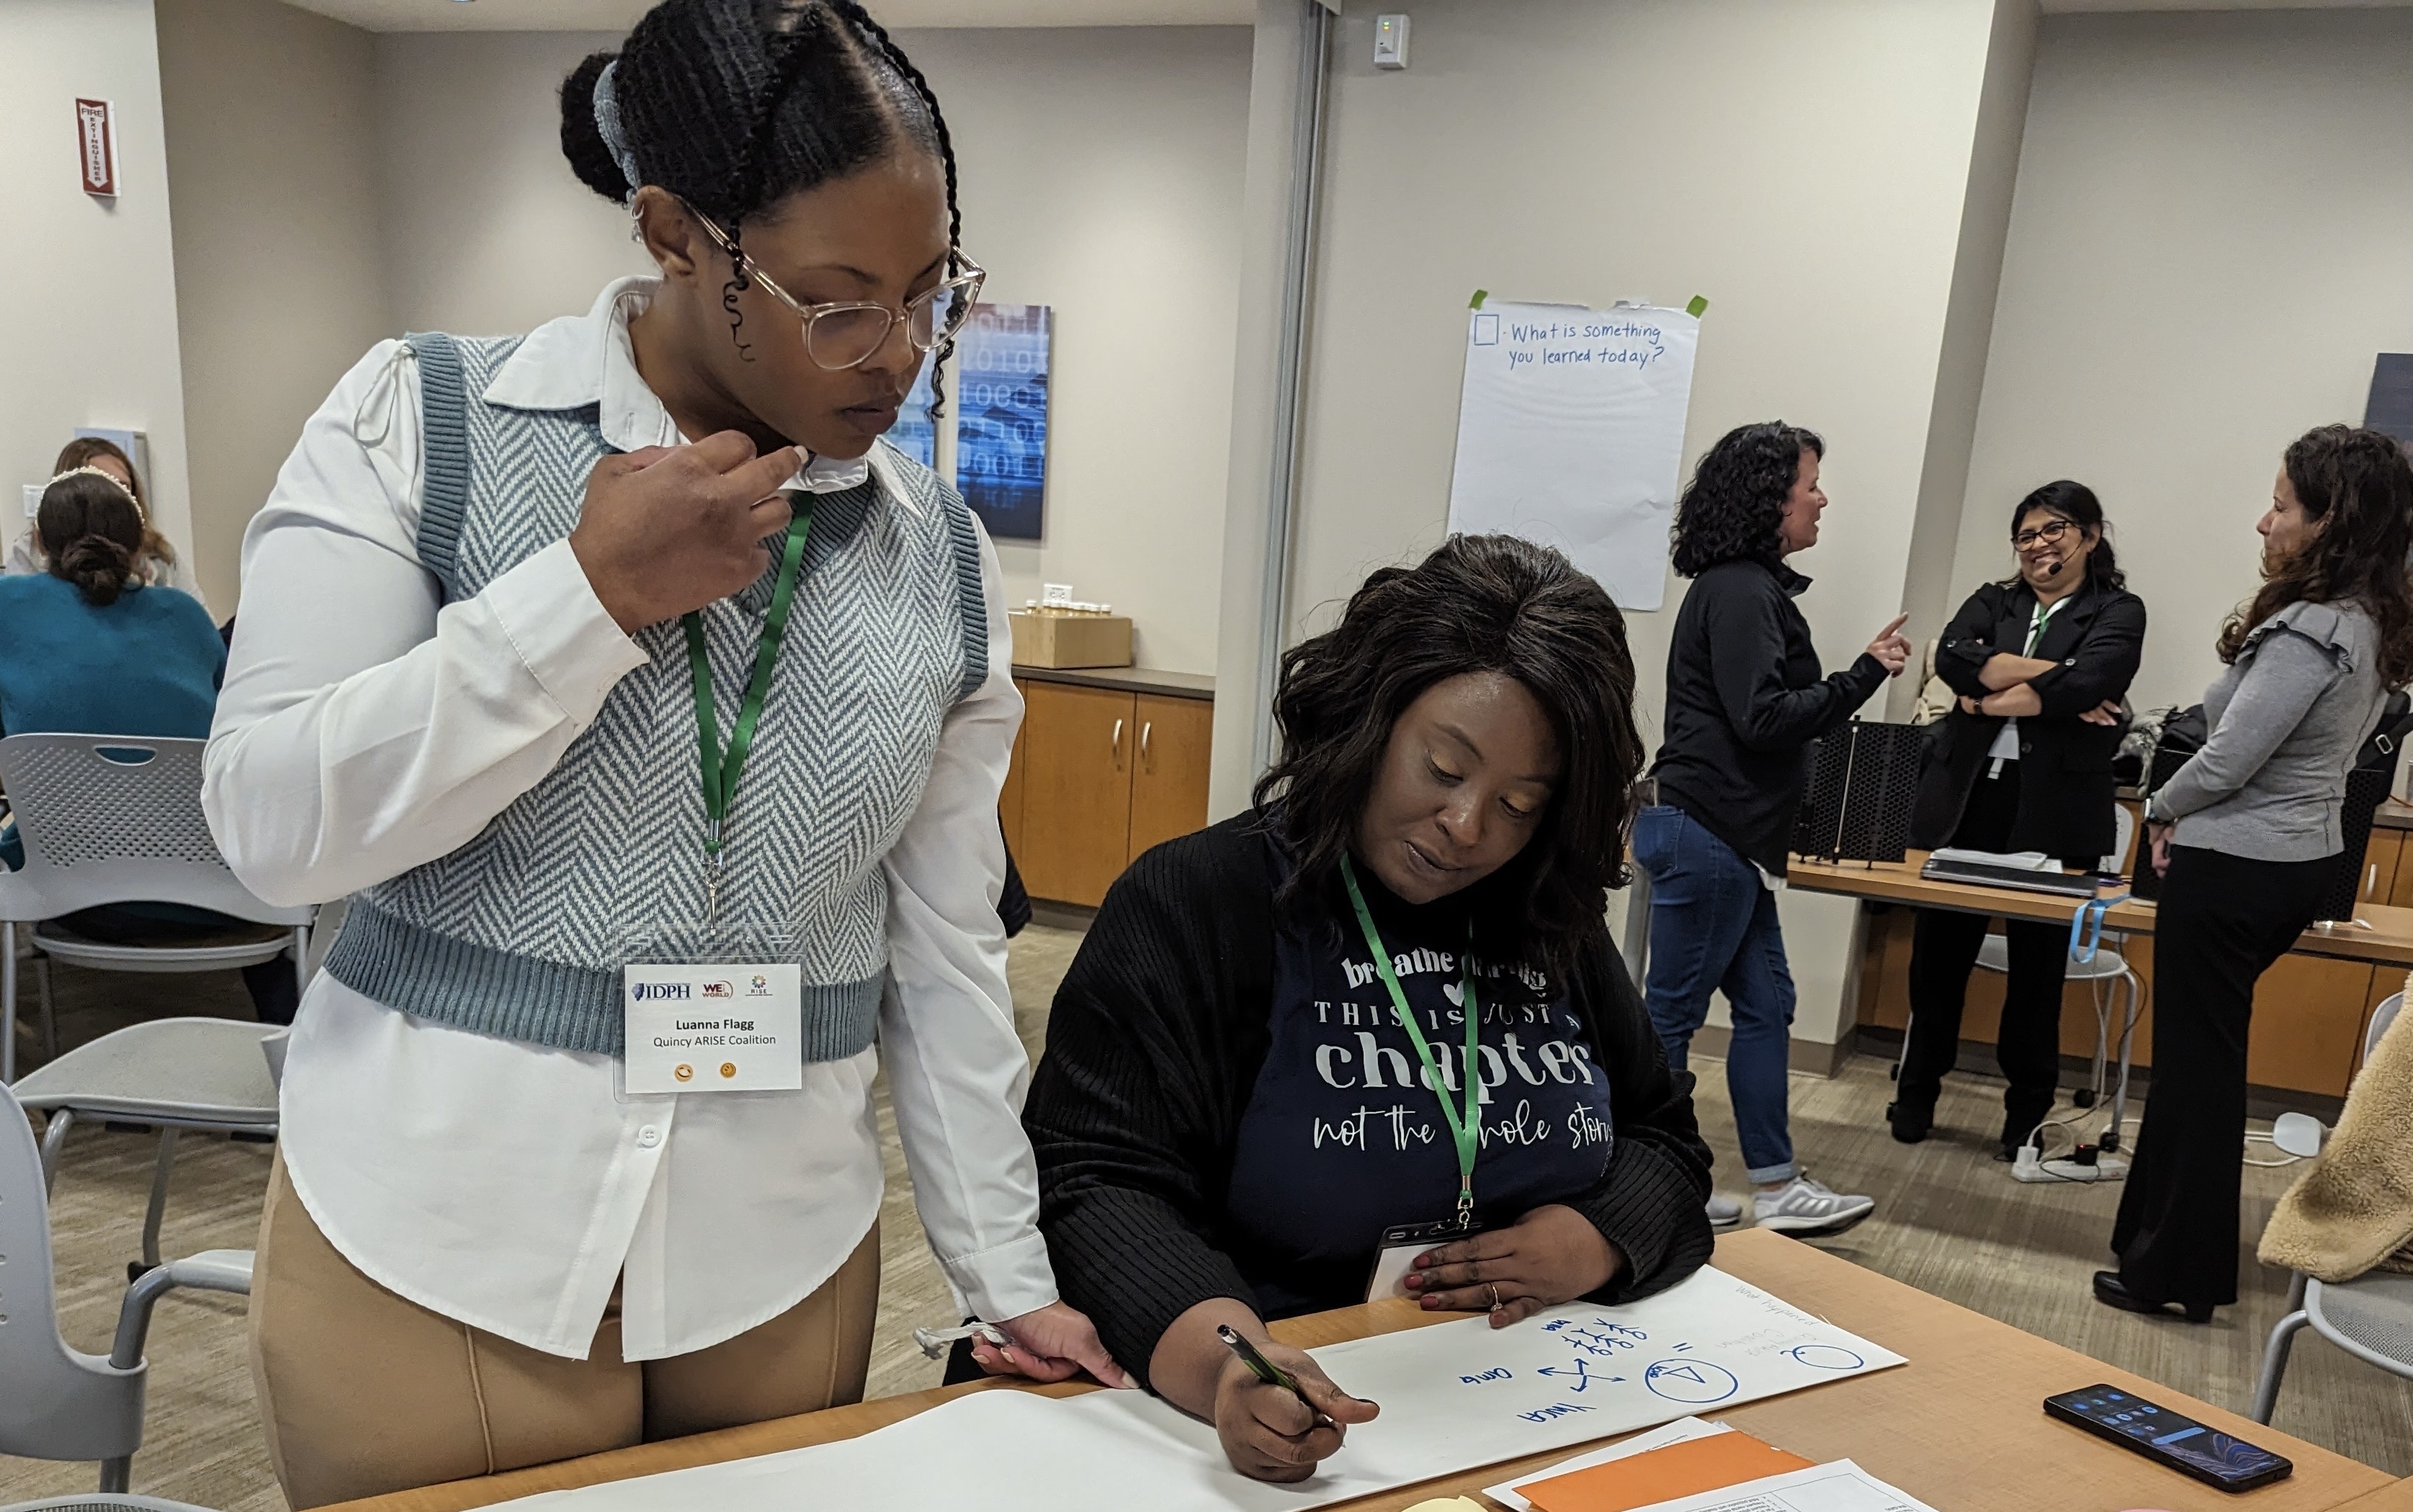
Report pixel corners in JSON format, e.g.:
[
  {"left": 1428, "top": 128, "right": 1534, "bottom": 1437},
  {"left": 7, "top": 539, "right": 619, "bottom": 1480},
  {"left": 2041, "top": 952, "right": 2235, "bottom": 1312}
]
[
  {"left": 888, "top": 356, "right": 939, "bottom": 468},
  {"left": 954, "top": 302, "right": 1051, "bottom": 541}
]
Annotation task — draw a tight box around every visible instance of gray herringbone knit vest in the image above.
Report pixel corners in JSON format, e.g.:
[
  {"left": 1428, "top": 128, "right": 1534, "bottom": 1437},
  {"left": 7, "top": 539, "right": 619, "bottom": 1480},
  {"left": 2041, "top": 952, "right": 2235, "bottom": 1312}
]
[{"left": 321, "top": 331, "right": 987, "bottom": 1058}]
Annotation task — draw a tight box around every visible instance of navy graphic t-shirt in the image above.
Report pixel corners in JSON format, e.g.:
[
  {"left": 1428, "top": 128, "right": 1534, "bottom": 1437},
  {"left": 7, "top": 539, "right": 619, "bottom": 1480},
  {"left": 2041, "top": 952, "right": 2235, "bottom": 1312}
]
[{"left": 1223, "top": 864, "right": 1616, "bottom": 1319}]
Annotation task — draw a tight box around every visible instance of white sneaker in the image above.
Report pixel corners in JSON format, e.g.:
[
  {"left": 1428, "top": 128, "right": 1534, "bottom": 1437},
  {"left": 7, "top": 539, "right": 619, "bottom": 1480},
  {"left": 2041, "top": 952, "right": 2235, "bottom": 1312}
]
[
  {"left": 1752, "top": 1174, "right": 1875, "bottom": 1235},
  {"left": 1706, "top": 1193, "right": 1743, "bottom": 1230}
]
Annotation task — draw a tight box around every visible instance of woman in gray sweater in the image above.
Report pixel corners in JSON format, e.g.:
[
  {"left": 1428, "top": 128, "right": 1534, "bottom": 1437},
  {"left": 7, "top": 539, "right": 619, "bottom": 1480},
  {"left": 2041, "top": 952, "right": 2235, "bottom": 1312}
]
[{"left": 2098, "top": 426, "right": 2413, "bottom": 1323}]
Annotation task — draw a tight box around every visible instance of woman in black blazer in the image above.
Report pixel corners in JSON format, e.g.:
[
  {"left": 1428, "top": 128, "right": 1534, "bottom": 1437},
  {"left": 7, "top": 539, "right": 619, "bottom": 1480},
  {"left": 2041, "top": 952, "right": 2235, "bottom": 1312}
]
[{"left": 1888, "top": 480, "right": 2146, "bottom": 1156}]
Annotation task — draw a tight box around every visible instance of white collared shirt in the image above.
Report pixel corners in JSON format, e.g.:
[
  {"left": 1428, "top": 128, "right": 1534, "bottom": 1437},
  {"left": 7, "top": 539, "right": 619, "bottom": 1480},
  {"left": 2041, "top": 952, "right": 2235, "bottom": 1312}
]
[
  {"left": 203, "top": 277, "right": 1052, "bottom": 1361},
  {"left": 1986, "top": 596, "right": 2067, "bottom": 771}
]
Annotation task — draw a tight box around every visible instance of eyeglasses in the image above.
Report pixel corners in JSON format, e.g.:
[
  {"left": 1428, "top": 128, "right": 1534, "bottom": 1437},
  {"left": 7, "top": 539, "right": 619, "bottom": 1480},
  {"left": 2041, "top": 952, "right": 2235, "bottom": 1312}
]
[
  {"left": 2013, "top": 518, "right": 2077, "bottom": 551},
  {"left": 689, "top": 206, "right": 985, "bottom": 372}
]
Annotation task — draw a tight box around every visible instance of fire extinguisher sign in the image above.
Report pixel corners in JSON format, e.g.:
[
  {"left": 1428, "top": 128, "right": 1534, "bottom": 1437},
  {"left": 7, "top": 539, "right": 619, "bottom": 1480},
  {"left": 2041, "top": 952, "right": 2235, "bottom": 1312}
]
[{"left": 76, "top": 98, "right": 117, "bottom": 197}]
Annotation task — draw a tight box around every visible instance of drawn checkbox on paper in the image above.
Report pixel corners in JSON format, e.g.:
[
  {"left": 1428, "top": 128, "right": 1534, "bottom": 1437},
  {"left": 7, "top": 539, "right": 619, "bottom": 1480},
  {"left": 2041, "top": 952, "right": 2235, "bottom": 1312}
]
[{"left": 1473, "top": 313, "right": 1500, "bottom": 346}]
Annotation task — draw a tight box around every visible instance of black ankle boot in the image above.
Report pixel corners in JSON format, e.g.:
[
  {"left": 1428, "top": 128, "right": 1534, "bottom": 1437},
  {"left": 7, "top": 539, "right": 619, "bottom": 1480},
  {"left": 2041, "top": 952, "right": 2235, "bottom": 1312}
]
[
  {"left": 1886, "top": 1099, "right": 1933, "bottom": 1144},
  {"left": 2091, "top": 1270, "right": 2214, "bottom": 1324}
]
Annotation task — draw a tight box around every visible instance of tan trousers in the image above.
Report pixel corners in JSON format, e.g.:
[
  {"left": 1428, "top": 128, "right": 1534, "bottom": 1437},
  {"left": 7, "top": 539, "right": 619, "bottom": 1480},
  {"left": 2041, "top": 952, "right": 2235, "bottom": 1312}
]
[{"left": 250, "top": 1155, "right": 879, "bottom": 1508}]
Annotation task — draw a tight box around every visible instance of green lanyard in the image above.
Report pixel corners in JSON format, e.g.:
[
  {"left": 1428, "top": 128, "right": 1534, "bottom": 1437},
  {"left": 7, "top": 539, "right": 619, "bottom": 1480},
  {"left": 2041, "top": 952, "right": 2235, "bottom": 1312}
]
[
  {"left": 683, "top": 503, "right": 810, "bottom": 922},
  {"left": 1340, "top": 854, "right": 1482, "bottom": 1230},
  {"left": 2023, "top": 596, "right": 2063, "bottom": 656}
]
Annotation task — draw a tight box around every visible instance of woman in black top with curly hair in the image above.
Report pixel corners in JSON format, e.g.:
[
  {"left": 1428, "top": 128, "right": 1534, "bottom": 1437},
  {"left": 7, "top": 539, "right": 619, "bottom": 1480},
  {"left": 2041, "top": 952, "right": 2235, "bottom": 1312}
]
[
  {"left": 1023, "top": 534, "right": 1714, "bottom": 1483},
  {"left": 1636, "top": 421, "right": 1907, "bottom": 1235}
]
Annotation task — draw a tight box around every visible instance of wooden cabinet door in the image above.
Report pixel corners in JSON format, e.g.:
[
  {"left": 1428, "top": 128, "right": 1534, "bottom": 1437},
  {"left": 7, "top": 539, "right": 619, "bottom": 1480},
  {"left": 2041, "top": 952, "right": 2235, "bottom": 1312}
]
[
  {"left": 1127, "top": 694, "right": 1214, "bottom": 862},
  {"left": 999, "top": 680, "right": 1029, "bottom": 858},
  {"left": 1018, "top": 681, "right": 1134, "bottom": 907}
]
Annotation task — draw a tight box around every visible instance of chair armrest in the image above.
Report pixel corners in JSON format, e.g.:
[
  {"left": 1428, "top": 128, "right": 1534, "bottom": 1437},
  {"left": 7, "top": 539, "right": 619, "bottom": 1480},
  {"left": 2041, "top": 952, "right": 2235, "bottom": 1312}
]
[{"left": 109, "top": 1248, "right": 254, "bottom": 1369}]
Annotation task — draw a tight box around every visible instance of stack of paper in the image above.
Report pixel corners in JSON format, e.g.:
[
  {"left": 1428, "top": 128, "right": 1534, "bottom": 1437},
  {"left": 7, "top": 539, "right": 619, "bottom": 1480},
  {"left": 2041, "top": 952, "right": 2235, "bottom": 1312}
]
[{"left": 1491, "top": 1424, "right": 1938, "bottom": 1512}]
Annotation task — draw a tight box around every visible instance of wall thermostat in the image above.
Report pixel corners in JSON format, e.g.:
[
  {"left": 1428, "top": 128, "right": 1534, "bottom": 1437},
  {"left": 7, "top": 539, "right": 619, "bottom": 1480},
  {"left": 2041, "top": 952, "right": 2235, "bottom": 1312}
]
[{"left": 1374, "top": 13, "right": 1410, "bottom": 70}]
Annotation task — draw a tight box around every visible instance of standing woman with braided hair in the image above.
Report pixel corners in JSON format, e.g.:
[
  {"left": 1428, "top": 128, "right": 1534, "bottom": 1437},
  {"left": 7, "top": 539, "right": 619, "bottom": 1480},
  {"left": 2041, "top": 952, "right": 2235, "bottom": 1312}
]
[{"left": 205, "top": 3, "right": 1119, "bottom": 1502}]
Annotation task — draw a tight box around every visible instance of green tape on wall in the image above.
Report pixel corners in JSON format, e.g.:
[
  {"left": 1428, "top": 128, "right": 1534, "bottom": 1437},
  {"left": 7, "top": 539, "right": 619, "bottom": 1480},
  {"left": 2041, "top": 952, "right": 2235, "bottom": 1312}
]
[{"left": 1685, "top": 295, "right": 1709, "bottom": 318}]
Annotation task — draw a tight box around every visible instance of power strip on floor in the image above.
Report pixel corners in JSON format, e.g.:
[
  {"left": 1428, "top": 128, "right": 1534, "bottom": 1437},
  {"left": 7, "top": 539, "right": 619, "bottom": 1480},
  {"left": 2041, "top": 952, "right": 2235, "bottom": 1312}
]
[{"left": 2011, "top": 1145, "right": 2131, "bottom": 1184}]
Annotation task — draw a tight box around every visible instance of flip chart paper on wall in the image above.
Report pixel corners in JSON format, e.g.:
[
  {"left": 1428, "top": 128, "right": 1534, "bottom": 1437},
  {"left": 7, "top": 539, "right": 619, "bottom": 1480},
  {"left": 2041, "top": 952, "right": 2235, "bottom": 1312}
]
[
  {"left": 485, "top": 1269, "right": 1900, "bottom": 1512},
  {"left": 1446, "top": 300, "right": 1700, "bottom": 611}
]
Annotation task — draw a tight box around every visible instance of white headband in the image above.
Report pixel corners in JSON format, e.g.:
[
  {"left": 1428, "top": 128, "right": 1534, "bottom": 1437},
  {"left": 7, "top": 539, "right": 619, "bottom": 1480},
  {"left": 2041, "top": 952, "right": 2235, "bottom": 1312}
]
[
  {"left": 594, "top": 60, "right": 643, "bottom": 201},
  {"left": 46, "top": 465, "right": 143, "bottom": 521}
]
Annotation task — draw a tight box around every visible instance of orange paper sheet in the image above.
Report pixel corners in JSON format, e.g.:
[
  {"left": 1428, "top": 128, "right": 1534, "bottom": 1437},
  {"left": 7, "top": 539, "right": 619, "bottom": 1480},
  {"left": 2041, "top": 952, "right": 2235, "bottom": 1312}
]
[{"left": 1519, "top": 1431, "right": 1817, "bottom": 1512}]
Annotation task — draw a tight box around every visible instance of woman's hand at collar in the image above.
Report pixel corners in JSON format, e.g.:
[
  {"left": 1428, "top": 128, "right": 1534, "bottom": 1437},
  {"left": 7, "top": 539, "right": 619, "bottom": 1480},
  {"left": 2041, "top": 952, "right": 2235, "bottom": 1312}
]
[{"left": 1404, "top": 1204, "right": 1623, "bottom": 1327}]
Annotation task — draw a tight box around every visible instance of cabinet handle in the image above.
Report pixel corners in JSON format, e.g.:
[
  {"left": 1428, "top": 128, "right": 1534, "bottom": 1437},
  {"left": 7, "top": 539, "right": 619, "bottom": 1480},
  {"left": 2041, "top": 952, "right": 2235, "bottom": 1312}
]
[
  {"left": 1140, "top": 720, "right": 1154, "bottom": 763},
  {"left": 1111, "top": 718, "right": 1124, "bottom": 760}
]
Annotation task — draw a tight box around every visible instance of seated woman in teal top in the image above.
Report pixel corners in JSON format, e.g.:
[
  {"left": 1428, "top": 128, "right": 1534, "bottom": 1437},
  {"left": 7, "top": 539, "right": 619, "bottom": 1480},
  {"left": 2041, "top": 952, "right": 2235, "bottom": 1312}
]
[{"left": 0, "top": 469, "right": 293, "bottom": 1023}]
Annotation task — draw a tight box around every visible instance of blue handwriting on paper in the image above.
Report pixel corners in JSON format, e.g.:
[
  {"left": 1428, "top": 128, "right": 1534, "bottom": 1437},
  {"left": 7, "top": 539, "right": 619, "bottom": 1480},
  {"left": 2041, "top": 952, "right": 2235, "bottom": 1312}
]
[
  {"left": 1541, "top": 1319, "right": 1647, "bottom": 1356},
  {"left": 1459, "top": 1367, "right": 1513, "bottom": 1384},
  {"left": 1499, "top": 317, "right": 1670, "bottom": 373},
  {"left": 1518, "top": 1402, "right": 1598, "bottom": 1424},
  {"left": 1535, "top": 1359, "right": 1613, "bottom": 1392}
]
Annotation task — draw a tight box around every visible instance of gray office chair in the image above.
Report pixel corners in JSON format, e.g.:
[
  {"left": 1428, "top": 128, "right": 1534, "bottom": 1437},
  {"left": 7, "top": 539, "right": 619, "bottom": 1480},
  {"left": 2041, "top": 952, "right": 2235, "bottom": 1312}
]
[
  {"left": 0, "top": 1499, "right": 228, "bottom": 1511},
  {"left": 2249, "top": 992, "right": 2413, "bottom": 1424},
  {"left": 0, "top": 1080, "right": 252, "bottom": 1493},
  {"left": 16, "top": 1019, "right": 282, "bottom": 1279},
  {"left": 0, "top": 733, "right": 313, "bottom": 1083}
]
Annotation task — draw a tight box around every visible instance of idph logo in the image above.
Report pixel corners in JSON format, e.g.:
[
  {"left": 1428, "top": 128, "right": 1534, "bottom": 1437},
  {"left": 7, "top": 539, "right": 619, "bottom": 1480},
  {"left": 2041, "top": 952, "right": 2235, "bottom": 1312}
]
[
  {"left": 632, "top": 982, "right": 691, "bottom": 1001},
  {"left": 702, "top": 980, "right": 734, "bottom": 1000}
]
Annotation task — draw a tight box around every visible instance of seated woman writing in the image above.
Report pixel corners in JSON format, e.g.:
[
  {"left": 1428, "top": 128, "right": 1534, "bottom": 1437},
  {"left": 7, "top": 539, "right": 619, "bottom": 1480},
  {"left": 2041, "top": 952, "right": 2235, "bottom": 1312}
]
[{"left": 1015, "top": 534, "right": 1714, "bottom": 1482}]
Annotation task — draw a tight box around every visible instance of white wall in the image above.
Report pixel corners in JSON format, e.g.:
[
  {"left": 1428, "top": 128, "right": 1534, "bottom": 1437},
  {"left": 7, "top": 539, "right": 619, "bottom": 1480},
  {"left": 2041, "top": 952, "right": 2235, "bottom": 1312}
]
[
  {"left": 911, "top": 28, "right": 1253, "bottom": 675},
  {"left": 1955, "top": 7, "right": 2413, "bottom": 715},
  {"left": 368, "top": 24, "right": 1252, "bottom": 675},
  {"left": 374, "top": 30, "right": 653, "bottom": 336},
  {"left": 1243, "top": 0, "right": 2031, "bottom": 1045},
  {"left": 0, "top": 1, "right": 195, "bottom": 594},
  {"left": 157, "top": 0, "right": 388, "bottom": 614}
]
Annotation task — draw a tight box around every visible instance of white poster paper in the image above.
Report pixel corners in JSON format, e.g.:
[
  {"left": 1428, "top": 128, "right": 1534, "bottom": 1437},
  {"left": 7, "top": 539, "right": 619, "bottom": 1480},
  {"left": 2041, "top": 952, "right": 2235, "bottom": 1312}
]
[
  {"left": 1446, "top": 300, "right": 1701, "bottom": 611},
  {"left": 488, "top": 1269, "right": 1901, "bottom": 1512}
]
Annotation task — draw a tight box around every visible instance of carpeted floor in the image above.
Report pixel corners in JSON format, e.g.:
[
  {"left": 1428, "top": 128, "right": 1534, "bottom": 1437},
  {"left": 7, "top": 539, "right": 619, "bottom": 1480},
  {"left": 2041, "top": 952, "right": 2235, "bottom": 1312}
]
[{"left": 4, "top": 921, "right": 2406, "bottom": 1508}]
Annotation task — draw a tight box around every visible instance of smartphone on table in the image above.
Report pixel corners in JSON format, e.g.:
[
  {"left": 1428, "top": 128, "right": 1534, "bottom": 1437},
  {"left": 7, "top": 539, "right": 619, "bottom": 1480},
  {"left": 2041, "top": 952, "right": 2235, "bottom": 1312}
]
[{"left": 2044, "top": 1384, "right": 2293, "bottom": 1492}]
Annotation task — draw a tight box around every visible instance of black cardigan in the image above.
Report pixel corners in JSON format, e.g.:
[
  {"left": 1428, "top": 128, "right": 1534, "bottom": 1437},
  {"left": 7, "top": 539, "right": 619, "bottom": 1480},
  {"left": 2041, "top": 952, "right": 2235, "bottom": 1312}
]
[
  {"left": 1649, "top": 559, "right": 1889, "bottom": 873},
  {"left": 1908, "top": 577, "right": 2146, "bottom": 862},
  {"left": 1024, "top": 813, "right": 1716, "bottom": 1391}
]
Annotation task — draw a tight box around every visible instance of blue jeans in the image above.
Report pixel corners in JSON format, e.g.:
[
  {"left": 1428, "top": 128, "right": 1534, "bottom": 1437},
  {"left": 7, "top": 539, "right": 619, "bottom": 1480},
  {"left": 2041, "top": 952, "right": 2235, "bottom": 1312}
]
[{"left": 1631, "top": 805, "right": 1798, "bottom": 1184}]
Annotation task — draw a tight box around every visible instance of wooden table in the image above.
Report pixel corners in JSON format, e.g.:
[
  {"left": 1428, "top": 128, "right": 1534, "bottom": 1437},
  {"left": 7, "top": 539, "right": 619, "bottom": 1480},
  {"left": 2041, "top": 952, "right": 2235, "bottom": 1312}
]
[
  {"left": 323, "top": 1230, "right": 2390, "bottom": 1512},
  {"left": 2330, "top": 1479, "right": 2413, "bottom": 1512},
  {"left": 1787, "top": 853, "right": 2413, "bottom": 968}
]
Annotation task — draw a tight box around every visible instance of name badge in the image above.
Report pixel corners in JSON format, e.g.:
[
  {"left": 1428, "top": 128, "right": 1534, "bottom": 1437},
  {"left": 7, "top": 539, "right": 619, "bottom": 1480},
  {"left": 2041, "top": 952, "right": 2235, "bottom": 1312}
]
[{"left": 622, "top": 962, "right": 803, "bottom": 1094}]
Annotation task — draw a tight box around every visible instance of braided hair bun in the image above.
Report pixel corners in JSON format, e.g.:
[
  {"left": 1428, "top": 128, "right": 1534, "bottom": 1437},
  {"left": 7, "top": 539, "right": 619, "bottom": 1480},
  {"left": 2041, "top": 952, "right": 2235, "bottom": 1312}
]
[
  {"left": 559, "top": 52, "right": 630, "bottom": 202},
  {"left": 558, "top": 1, "right": 956, "bottom": 238}
]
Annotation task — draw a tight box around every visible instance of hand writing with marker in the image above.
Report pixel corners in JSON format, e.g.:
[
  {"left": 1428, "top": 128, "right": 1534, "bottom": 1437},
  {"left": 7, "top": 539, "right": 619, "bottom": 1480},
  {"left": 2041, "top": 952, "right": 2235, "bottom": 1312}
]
[
  {"left": 1148, "top": 1299, "right": 1381, "bottom": 1482},
  {"left": 1405, "top": 1204, "right": 1626, "bottom": 1327}
]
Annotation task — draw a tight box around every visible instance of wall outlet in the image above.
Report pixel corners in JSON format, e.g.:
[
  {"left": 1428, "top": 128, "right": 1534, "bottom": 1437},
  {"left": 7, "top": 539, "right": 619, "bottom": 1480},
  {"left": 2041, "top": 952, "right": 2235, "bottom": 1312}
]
[
  {"left": 1041, "top": 582, "right": 1075, "bottom": 607},
  {"left": 23, "top": 483, "right": 40, "bottom": 519}
]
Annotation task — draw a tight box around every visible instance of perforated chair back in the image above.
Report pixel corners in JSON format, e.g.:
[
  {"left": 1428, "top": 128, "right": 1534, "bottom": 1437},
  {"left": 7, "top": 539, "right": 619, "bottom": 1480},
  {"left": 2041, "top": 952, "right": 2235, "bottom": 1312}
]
[
  {"left": 0, "top": 1499, "right": 224, "bottom": 1512},
  {"left": 0, "top": 735, "right": 307, "bottom": 926},
  {"left": 2371, "top": 993, "right": 2404, "bottom": 1063},
  {"left": 2102, "top": 802, "right": 2136, "bottom": 877},
  {"left": 0, "top": 1081, "right": 145, "bottom": 1462}
]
